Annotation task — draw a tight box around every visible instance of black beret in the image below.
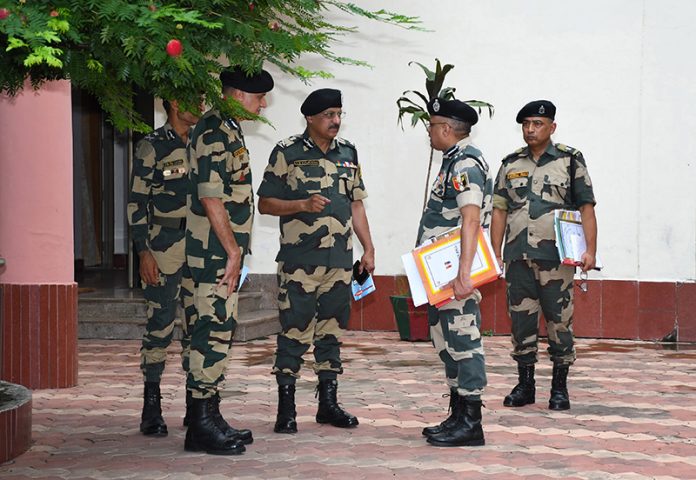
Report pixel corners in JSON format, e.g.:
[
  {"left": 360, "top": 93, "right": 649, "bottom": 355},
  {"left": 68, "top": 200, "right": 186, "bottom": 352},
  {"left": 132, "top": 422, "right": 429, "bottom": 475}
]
[
  {"left": 516, "top": 100, "right": 556, "bottom": 123},
  {"left": 427, "top": 98, "right": 478, "bottom": 125},
  {"left": 220, "top": 66, "right": 274, "bottom": 93},
  {"left": 301, "top": 88, "right": 342, "bottom": 116}
]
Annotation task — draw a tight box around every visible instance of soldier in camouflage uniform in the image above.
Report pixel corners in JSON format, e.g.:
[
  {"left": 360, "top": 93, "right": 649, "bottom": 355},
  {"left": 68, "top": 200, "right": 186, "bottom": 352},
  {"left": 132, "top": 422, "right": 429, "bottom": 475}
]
[
  {"left": 417, "top": 99, "right": 493, "bottom": 447},
  {"left": 490, "top": 100, "right": 597, "bottom": 411},
  {"left": 257, "top": 88, "right": 376, "bottom": 434},
  {"left": 127, "top": 99, "right": 200, "bottom": 438},
  {"left": 184, "top": 67, "right": 274, "bottom": 455}
]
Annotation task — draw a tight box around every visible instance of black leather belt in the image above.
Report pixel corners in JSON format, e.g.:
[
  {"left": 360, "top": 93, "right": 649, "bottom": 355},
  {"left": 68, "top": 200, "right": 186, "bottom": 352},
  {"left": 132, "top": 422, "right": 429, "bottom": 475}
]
[{"left": 152, "top": 216, "right": 186, "bottom": 229}]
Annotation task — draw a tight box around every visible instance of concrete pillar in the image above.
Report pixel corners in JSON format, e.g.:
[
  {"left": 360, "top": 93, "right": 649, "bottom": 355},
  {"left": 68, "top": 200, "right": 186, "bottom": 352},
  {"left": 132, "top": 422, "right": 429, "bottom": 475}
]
[{"left": 0, "top": 80, "right": 77, "bottom": 389}]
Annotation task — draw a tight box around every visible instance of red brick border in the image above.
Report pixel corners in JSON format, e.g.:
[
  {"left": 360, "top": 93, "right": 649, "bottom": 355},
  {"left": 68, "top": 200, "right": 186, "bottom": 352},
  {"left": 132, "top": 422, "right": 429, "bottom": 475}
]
[
  {"left": 0, "top": 283, "right": 78, "bottom": 389},
  {"left": 352, "top": 277, "right": 693, "bottom": 342}
]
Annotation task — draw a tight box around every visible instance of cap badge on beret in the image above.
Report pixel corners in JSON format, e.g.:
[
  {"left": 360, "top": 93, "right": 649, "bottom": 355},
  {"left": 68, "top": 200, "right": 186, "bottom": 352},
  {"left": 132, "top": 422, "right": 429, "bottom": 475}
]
[
  {"left": 539, "top": 105, "right": 546, "bottom": 114},
  {"left": 432, "top": 99, "right": 440, "bottom": 113}
]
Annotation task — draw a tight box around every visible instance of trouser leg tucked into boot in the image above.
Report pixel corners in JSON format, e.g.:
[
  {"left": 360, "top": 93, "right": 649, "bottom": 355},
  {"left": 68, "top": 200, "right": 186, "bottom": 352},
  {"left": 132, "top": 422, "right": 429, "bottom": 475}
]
[
  {"left": 184, "top": 396, "right": 246, "bottom": 455},
  {"left": 427, "top": 396, "right": 485, "bottom": 447},
  {"left": 422, "top": 387, "right": 459, "bottom": 437},
  {"left": 211, "top": 393, "right": 254, "bottom": 444},
  {"left": 274, "top": 384, "right": 298, "bottom": 434},
  {"left": 183, "top": 389, "right": 192, "bottom": 427},
  {"left": 503, "top": 363, "right": 535, "bottom": 407},
  {"left": 549, "top": 363, "right": 570, "bottom": 410},
  {"left": 140, "top": 382, "right": 168, "bottom": 437},
  {"left": 315, "top": 379, "right": 358, "bottom": 428}
]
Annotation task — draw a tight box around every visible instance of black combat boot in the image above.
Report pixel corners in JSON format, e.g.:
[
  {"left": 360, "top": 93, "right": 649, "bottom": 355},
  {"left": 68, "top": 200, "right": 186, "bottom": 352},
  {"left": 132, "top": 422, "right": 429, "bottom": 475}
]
[
  {"left": 274, "top": 384, "right": 298, "bottom": 434},
  {"left": 140, "top": 382, "right": 168, "bottom": 437},
  {"left": 549, "top": 363, "right": 571, "bottom": 410},
  {"left": 503, "top": 363, "right": 536, "bottom": 407},
  {"left": 184, "top": 396, "right": 246, "bottom": 455},
  {"left": 315, "top": 379, "right": 359, "bottom": 428},
  {"left": 211, "top": 393, "right": 254, "bottom": 444},
  {"left": 183, "top": 389, "right": 192, "bottom": 427},
  {"left": 427, "top": 396, "right": 485, "bottom": 447},
  {"left": 422, "top": 387, "right": 459, "bottom": 436}
]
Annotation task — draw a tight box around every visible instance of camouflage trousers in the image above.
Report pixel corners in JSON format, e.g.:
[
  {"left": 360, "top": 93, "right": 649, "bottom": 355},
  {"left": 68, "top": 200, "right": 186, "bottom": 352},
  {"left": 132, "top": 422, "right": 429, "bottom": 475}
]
[
  {"left": 272, "top": 262, "right": 352, "bottom": 386},
  {"left": 186, "top": 280, "right": 239, "bottom": 399},
  {"left": 140, "top": 262, "right": 196, "bottom": 383},
  {"left": 505, "top": 259, "right": 576, "bottom": 366},
  {"left": 428, "top": 290, "right": 487, "bottom": 398}
]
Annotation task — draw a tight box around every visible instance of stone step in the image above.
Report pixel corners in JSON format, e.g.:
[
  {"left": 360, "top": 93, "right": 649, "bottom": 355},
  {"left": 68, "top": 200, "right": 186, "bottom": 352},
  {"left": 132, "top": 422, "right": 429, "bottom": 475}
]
[
  {"left": 78, "top": 291, "right": 264, "bottom": 318},
  {"left": 78, "top": 309, "right": 280, "bottom": 341},
  {"left": 78, "top": 286, "right": 279, "bottom": 341}
]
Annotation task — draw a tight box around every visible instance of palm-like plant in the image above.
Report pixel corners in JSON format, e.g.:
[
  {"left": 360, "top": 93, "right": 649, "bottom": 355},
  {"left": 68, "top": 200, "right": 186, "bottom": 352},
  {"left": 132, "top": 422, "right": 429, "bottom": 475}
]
[{"left": 397, "top": 59, "right": 494, "bottom": 211}]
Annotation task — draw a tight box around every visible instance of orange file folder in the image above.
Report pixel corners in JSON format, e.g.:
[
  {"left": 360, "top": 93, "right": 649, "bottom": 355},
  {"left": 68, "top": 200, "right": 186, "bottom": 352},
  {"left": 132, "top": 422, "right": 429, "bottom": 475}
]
[{"left": 412, "top": 227, "right": 500, "bottom": 306}]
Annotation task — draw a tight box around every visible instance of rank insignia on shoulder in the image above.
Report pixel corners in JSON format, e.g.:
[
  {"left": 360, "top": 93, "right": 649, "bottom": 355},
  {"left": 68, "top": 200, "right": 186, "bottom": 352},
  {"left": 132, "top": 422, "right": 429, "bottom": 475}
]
[
  {"left": 293, "top": 159, "right": 321, "bottom": 167},
  {"left": 452, "top": 171, "right": 469, "bottom": 191},
  {"left": 507, "top": 171, "right": 529, "bottom": 180},
  {"left": 233, "top": 147, "right": 247, "bottom": 158},
  {"left": 556, "top": 143, "right": 579, "bottom": 155}
]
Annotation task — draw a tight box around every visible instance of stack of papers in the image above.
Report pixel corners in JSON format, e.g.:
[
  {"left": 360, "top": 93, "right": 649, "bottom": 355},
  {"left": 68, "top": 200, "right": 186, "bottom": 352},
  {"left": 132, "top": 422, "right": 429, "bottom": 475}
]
[
  {"left": 554, "top": 209, "right": 603, "bottom": 270},
  {"left": 402, "top": 226, "right": 501, "bottom": 307}
]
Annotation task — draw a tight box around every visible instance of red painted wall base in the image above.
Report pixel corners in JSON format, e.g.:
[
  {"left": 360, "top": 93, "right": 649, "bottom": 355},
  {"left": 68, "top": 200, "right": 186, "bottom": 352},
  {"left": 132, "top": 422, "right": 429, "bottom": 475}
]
[
  {"left": 349, "top": 277, "right": 696, "bottom": 342},
  {"left": 0, "top": 283, "right": 78, "bottom": 389}
]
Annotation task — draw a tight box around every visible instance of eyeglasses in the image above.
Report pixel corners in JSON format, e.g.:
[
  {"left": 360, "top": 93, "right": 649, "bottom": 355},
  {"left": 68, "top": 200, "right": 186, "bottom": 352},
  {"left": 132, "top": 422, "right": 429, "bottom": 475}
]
[
  {"left": 319, "top": 111, "right": 346, "bottom": 119},
  {"left": 426, "top": 122, "right": 448, "bottom": 130}
]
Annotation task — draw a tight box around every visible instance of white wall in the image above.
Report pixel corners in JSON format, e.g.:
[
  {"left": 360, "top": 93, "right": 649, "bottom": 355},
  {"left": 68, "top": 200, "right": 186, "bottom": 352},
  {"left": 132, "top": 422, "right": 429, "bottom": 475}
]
[{"left": 155, "top": 0, "right": 696, "bottom": 282}]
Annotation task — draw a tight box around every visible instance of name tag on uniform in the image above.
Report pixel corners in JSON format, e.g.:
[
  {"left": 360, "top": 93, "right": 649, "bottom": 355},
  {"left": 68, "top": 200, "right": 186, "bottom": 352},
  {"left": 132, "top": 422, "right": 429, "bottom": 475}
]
[
  {"left": 163, "top": 159, "right": 186, "bottom": 177},
  {"left": 233, "top": 147, "right": 247, "bottom": 158},
  {"left": 507, "top": 171, "right": 529, "bottom": 180},
  {"left": 294, "top": 160, "right": 321, "bottom": 167}
]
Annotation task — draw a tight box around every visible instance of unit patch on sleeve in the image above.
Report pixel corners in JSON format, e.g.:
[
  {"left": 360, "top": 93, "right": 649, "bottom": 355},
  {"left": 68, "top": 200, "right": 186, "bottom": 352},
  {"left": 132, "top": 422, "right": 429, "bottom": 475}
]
[{"left": 452, "top": 171, "right": 469, "bottom": 192}]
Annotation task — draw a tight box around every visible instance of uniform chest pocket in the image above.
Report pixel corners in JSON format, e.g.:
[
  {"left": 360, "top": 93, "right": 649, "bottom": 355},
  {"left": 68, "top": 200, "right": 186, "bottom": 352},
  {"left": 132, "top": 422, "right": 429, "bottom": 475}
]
[
  {"left": 541, "top": 174, "right": 569, "bottom": 202},
  {"left": 226, "top": 154, "right": 250, "bottom": 183},
  {"left": 336, "top": 166, "right": 356, "bottom": 198},
  {"left": 505, "top": 176, "right": 529, "bottom": 205},
  {"left": 288, "top": 163, "right": 324, "bottom": 195}
]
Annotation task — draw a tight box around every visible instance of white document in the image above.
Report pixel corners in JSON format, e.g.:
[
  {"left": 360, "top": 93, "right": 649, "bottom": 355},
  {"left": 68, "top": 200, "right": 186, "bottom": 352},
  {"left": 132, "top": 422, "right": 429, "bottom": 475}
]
[{"left": 401, "top": 252, "right": 429, "bottom": 307}]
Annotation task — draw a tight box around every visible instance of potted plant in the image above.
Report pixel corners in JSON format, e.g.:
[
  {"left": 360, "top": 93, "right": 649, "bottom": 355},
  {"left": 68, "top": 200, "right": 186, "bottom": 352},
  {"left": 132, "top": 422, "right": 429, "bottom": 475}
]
[{"left": 391, "top": 58, "right": 494, "bottom": 341}]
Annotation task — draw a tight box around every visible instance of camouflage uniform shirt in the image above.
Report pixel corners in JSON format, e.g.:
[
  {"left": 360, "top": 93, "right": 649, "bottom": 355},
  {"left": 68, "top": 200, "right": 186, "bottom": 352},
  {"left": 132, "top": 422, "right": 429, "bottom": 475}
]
[
  {"left": 186, "top": 110, "right": 254, "bottom": 281},
  {"left": 417, "top": 138, "right": 493, "bottom": 246},
  {"left": 127, "top": 122, "right": 189, "bottom": 274},
  {"left": 492, "top": 142, "right": 595, "bottom": 262},
  {"left": 257, "top": 131, "right": 367, "bottom": 269}
]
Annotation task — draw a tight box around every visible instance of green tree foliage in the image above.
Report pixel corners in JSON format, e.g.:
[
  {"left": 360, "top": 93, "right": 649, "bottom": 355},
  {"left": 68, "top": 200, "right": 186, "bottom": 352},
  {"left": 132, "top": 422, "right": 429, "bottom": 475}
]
[{"left": 0, "top": 0, "right": 420, "bottom": 131}]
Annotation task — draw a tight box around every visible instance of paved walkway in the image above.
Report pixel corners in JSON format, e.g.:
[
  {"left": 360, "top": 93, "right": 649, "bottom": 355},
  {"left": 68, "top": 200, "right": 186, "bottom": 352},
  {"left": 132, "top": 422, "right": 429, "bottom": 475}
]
[{"left": 2, "top": 332, "right": 696, "bottom": 479}]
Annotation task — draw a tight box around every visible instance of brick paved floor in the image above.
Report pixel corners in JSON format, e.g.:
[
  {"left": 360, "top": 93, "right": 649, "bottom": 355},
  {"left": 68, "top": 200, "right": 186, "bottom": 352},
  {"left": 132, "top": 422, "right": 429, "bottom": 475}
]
[{"left": 2, "top": 332, "right": 696, "bottom": 479}]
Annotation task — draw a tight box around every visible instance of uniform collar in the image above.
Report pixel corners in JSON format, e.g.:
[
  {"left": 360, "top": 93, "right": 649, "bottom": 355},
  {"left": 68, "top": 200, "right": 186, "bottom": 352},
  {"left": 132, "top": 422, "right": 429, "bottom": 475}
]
[
  {"left": 302, "top": 129, "right": 338, "bottom": 152},
  {"left": 163, "top": 122, "right": 183, "bottom": 142},
  {"left": 443, "top": 136, "right": 472, "bottom": 159},
  {"left": 223, "top": 116, "right": 241, "bottom": 133}
]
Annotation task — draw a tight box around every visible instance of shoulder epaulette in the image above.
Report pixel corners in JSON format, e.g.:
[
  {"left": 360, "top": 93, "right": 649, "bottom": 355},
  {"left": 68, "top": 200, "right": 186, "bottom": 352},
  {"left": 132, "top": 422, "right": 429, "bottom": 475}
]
[
  {"left": 555, "top": 143, "right": 581, "bottom": 156},
  {"left": 276, "top": 135, "right": 302, "bottom": 149},
  {"left": 337, "top": 137, "right": 356, "bottom": 150},
  {"left": 144, "top": 127, "right": 166, "bottom": 142},
  {"left": 502, "top": 146, "right": 526, "bottom": 162}
]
